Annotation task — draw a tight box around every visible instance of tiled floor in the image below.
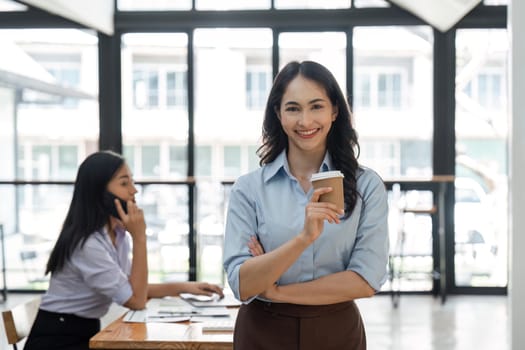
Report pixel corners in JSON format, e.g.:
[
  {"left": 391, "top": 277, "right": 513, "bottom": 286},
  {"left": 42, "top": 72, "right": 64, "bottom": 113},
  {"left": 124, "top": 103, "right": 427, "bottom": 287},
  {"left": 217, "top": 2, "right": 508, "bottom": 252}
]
[
  {"left": 0, "top": 293, "right": 508, "bottom": 350},
  {"left": 356, "top": 294, "right": 509, "bottom": 350}
]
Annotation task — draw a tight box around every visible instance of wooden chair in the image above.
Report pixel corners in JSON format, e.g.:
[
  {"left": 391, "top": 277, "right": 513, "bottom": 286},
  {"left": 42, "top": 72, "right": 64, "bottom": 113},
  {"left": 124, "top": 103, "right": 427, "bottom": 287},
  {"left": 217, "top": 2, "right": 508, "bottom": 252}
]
[{"left": 2, "top": 297, "right": 40, "bottom": 350}]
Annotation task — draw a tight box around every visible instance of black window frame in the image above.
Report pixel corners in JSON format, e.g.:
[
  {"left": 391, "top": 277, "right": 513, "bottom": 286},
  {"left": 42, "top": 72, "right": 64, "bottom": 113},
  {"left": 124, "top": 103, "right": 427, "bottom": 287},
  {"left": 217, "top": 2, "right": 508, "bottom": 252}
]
[{"left": 0, "top": 2, "right": 507, "bottom": 295}]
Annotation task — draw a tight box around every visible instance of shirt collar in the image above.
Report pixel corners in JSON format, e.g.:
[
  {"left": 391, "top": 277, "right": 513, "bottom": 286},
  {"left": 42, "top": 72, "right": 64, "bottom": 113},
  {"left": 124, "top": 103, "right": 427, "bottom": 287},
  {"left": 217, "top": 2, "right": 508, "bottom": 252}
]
[
  {"left": 114, "top": 225, "right": 126, "bottom": 243},
  {"left": 101, "top": 224, "right": 126, "bottom": 245},
  {"left": 263, "top": 150, "right": 334, "bottom": 183}
]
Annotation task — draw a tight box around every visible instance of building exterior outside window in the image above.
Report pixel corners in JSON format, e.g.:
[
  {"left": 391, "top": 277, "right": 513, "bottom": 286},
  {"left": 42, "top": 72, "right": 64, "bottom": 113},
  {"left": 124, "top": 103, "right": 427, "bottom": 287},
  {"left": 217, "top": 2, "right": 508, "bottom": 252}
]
[{"left": 0, "top": 5, "right": 508, "bottom": 291}]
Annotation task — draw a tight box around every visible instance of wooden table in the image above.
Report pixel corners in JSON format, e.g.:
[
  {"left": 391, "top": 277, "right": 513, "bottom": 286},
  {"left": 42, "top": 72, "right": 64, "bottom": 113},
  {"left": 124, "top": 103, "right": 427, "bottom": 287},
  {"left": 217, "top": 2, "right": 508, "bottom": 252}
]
[{"left": 90, "top": 317, "right": 234, "bottom": 349}]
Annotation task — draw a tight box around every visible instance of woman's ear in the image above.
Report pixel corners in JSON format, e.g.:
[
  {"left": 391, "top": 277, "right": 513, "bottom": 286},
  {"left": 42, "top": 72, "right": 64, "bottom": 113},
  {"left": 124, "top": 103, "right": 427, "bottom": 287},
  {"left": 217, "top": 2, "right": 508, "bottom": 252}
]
[
  {"left": 274, "top": 105, "right": 281, "bottom": 119},
  {"left": 332, "top": 105, "right": 339, "bottom": 121}
]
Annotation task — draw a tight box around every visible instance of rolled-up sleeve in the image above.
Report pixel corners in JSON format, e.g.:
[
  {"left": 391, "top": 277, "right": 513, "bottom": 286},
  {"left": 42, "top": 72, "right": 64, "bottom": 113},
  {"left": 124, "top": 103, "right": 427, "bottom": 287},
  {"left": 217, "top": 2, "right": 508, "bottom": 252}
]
[
  {"left": 223, "top": 176, "right": 259, "bottom": 301},
  {"left": 347, "top": 172, "right": 390, "bottom": 291}
]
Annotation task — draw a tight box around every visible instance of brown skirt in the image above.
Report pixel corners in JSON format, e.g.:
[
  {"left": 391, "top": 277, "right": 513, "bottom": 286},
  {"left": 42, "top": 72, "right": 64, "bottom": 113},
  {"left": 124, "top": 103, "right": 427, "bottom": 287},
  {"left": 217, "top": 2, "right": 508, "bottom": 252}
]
[{"left": 233, "top": 299, "right": 366, "bottom": 350}]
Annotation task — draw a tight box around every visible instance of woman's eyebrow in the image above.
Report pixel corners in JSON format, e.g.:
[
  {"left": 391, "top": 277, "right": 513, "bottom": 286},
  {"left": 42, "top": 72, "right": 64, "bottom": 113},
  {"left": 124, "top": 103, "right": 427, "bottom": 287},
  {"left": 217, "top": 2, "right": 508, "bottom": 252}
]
[
  {"left": 284, "top": 98, "right": 325, "bottom": 106},
  {"left": 308, "top": 98, "right": 326, "bottom": 104}
]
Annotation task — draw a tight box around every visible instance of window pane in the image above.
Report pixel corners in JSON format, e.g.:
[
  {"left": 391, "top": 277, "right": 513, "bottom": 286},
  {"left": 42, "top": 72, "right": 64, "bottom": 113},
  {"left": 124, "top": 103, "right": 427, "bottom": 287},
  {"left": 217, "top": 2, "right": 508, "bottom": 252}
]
[
  {"left": 484, "top": 0, "right": 507, "bottom": 4},
  {"left": 138, "top": 184, "right": 190, "bottom": 282},
  {"left": 279, "top": 32, "right": 347, "bottom": 95},
  {"left": 141, "top": 145, "right": 160, "bottom": 177},
  {"left": 455, "top": 29, "right": 508, "bottom": 288},
  {"left": 58, "top": 145, "right": 78, "bottom": 180},
  {"left": 275, "top": 0, "right": 350, "bottom": 9},
  {"left": 166, "top": 71, "right": 187, "bottom": 108},
  {"left": 169, "top": 145, "right": 187, "bottom": 176},
  {"left": 196, "top": 145, "right": 212, "bottom": 177},
  {"left": 224, "top": 146, "right": 241, "bottom": 178},
  {"left": 194, "top": 28, "right": 272, "bottom": 283},
  {"left": 194, "top": 28, "right": 271, "bottom": 178},
  {"left": 354, "top": 0, "right": 390, "bottom": 7},
  {"left": 246, "top": 68, "right": 272, "bottom": 110},
  {"left": 118, "top": 0, "right": 191, "bottom": 10},
  {"left": 196, "top": 0, "right": 270, "bottom": 10},
  {"left": 122, "top": 33, "right": 188, "bottom": 180},
  {"left": 0, "top": 0, "right": 26, "bottom": 11},
  {"left": 353, "top": 26, "right": 433, "bottom": 178},
  {"left": 248, "top": 145, "right": 260, "bottom": 172},
  {"left": 1, "top": 28, "right": 98, "bottom": 290},
  {"left": 387, "top": 188, "right": 434, "bottom": 292},
  {"left": 122, "top": 33, "right": 190, "bottom": 282},
  {"left": 2, "top": 29, "right": 99, "bottom": 182},
  {"left": 1, "top": 184, "right": 73, "bottom": 289}
]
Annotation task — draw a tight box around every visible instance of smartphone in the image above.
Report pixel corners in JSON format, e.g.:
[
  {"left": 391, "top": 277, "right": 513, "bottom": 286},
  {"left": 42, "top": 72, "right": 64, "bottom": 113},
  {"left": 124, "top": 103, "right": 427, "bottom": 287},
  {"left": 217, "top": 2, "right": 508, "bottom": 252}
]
[{"left": 102, "top": 191, "right": 128, "bottom": 219}]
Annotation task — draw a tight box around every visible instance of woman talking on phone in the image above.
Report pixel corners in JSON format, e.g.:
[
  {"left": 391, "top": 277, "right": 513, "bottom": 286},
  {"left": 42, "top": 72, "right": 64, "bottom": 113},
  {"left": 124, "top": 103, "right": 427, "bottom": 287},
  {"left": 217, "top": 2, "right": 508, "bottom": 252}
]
[{"left": 24, "top": 150, "right": 223, "bottom": 350}]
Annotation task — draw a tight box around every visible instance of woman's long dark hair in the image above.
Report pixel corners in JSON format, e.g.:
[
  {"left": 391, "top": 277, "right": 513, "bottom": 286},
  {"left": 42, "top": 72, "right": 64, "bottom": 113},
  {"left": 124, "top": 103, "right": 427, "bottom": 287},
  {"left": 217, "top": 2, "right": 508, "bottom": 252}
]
[
  {"left": 257, "top": 61, "right": 360, "bottom": 218},
  {"left": 45, "top": 150, "right": 125, "bottom": 274}
]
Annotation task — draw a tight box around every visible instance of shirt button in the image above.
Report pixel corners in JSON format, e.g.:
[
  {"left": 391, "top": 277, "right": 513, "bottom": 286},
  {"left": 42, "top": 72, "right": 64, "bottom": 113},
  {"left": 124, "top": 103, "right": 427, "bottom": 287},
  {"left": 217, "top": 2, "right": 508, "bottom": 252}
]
[{"left": 59, "top": 317, "right": 65, "bottom": 322}]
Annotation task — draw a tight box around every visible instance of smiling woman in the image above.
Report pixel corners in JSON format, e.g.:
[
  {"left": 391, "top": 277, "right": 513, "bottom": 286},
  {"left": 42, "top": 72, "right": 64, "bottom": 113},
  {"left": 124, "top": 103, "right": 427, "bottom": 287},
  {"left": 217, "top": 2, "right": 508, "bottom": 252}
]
[
  {"left": 277, "top": 75, "right": 338, "bottom": 173},
  {"left": 223, "top": 61, "right": 389, "bottom": 350}
]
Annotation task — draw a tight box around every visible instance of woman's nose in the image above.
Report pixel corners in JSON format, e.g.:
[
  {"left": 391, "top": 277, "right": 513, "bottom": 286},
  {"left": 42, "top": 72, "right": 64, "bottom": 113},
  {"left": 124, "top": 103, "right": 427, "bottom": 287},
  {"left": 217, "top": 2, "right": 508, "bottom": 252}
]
[{"left": 298, "top": 110, "right": 314, "bottom": 125}]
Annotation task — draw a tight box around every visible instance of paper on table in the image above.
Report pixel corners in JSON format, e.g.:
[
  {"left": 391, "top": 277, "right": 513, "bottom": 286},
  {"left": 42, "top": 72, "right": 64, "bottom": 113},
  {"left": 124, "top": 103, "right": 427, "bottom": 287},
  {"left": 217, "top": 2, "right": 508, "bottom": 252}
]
[
  {"left": 123, "top": 308, "right": 190, "bottom": 323},
  {"left": 123, "top": 309, "right": 147, "bottom": 322},
  {"left": 197, "top": 317, "right": 235, "bottom": 332},
  {"left": 146, "top": 315, "right": 190, "bottom": 323},
  {"left": 123, "top": 297, "right": 232, "bottom": 323}
]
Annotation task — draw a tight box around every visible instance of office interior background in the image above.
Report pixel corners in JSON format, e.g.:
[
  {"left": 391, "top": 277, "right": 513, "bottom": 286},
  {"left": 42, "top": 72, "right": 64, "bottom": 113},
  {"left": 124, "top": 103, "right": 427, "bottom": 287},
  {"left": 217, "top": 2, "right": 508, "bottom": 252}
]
[{"left": 1, "top": 1, "right": 522, "bottom": 345}]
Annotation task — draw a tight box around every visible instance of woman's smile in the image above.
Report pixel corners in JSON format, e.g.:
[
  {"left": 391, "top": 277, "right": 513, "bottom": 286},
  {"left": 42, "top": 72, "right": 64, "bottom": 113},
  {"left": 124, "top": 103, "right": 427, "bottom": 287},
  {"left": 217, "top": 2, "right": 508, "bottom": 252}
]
[{"left": 296, "top": 128, "right": 321, "bottom": 138}]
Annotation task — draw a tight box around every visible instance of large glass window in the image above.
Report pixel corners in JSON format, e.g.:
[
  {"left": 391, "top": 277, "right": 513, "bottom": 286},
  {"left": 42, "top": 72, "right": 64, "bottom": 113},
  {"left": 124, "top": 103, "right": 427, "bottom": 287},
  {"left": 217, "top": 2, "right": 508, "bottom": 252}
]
[
  {"left": 0, "top": 2, "right": 508, "bottom": 295},
  {"left": 122, "top": 33, "right": 189, "bottom": 180},
  {"left": 194, "top": 28, "right": 272, "bottom": 283},
  {"left": 0, "top": 28, "right": 99, "bottom": 289},
  {"left": 138, "top": 184, "right": 190, "bottom": 282},
  {"left": 484, "top": 0, "right": 507, "bottom": 4},
  {"left": 354, "top": 0, "right": 389, "bottom": 7},
  {"left": 354, "top": 26, "right": 433, "bottom": 292},
  {"left": 455, "top": 29, "right": 508, "bottom": 288},
  {"left": 353, "top": 26, "right": 433, "bottom": 178},
  {"left": 133, "top": 67, "right": 187, "bottom": 110},
  {"left": 122, "top": 33, "right": 190, "bottom": 283},
  {"left": 196, "top": 0, "right": 270, "bottom": 10},
  {"left": 118, "top": 0, "right": 192, "bottom": 10},
  {"left": 275, "top": 0, "right": 350, "bottom": 9},
  {"left": 356, "top": 71, "right": 404, "bottom": 110},
  {"left": 246, "top": 67, "right": 272, "bottom": 110},
  {"left": 279, "top": 32, "right": 347, "bottom": 95},
  {"left": 0, "top": 0, "right": 26, "bottom": 11}
]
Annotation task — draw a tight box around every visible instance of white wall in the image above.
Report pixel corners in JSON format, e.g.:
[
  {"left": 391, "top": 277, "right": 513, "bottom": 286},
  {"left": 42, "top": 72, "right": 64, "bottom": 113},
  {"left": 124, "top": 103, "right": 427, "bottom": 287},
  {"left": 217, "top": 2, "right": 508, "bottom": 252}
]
[{"left": 509, "top": 0, "right": 525, "bottom": 348}]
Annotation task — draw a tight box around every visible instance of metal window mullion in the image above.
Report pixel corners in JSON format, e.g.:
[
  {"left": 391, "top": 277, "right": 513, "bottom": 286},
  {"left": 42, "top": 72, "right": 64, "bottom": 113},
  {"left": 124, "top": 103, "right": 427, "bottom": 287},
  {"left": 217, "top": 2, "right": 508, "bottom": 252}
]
[
  {"left": 433, "top": 28, "right": 456, "bottom": 298},
  {"left": 98, "top": 31, "right": 123, "bottom": 153},
  {"left": 187, "top": 30, "right": 197, "bottom": 281}
]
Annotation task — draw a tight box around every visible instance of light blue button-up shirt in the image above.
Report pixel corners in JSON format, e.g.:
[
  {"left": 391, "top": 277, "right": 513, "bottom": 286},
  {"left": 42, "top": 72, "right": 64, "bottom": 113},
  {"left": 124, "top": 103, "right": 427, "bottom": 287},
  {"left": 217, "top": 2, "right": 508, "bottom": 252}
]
[
  {"left": 40, "top": 226, "right": 133, "bottom": 319},
  {"left": 223, "top": 151, "right": 389, "bottom": 303}
]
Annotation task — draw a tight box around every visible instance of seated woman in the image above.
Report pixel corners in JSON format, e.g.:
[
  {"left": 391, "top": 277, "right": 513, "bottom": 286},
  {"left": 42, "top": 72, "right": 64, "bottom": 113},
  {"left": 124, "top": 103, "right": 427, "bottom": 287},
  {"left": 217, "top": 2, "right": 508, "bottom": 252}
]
[{"left": 24, "top": 150, "right": 223, "bottom": 350}]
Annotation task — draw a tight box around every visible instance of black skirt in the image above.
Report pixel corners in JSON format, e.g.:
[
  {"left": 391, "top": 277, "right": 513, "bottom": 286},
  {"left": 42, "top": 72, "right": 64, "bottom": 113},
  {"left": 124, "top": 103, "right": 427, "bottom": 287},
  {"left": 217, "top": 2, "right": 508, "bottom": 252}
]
[
  {"left": 23, "top": 309, "right": 100, "bottom": 350},
  {"left": 234, "top": 299, "right": 366, "bottom": 350}
]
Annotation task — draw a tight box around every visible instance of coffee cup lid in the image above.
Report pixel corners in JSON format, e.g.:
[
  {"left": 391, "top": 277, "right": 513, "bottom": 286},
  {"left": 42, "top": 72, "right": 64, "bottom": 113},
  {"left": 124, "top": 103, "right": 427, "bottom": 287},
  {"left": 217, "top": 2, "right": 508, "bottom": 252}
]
[{"left": 310, "top": 170, "right": 344, "bottom": 181}]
